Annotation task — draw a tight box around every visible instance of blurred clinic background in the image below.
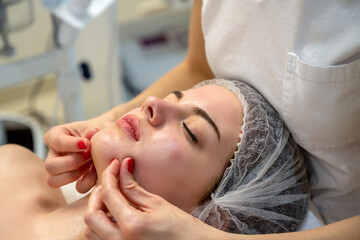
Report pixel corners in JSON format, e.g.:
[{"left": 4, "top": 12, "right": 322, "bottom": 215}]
[{"left": 0, "top": 0, "right": 192, "bottom": 159}]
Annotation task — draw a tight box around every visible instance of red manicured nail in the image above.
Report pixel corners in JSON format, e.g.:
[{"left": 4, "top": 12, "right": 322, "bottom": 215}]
[
  {"left": 109, "top": 159, "right": 117, "bottom": 165},
  {"left": 82, "top": 150, "right": 91, "bottom": 160},
  {"left": 78, "top": 140, "right": 87, "bottom": 149},
  {"left": 128, "top": 158, "right": 134, "bottom": 174}
]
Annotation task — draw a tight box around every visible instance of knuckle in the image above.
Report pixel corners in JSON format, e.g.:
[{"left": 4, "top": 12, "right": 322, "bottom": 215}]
[
  {"left": 46, "top": 175, "right": 58, "bottom": 188},
  {"left": 83, "top": 211, "right": 95, "bottom": 225},
  {"left": 45, "top": 127, "right": 57, "bottom": 144},
  {"left": 44, "top": 127, "right": 56, "bottom": 144},
  {"left": 122, "top": 216, "right": 148, "bottom": 237},
  {"left": 44, "top": 160, "right": 60, "bottom": 175},
  {"left": 67, "top": 155, "right": 82, "bottom": 169},
  {"left": 125, "top": 180, "right": 139, "bottom": 191},
  {"left": 101, "top": 187, "right": 115, "bottom": 202},
  {"left": 53, "top": 137, "right": 63, "bottom": 150},
  {"left": 44, "top": 160, "right": 54, "bottom": 173}
]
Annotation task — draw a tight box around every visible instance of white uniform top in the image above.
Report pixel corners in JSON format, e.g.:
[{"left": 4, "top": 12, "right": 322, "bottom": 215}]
[{"left": 201, "top": 0, "right": 360, "bottom": 224}]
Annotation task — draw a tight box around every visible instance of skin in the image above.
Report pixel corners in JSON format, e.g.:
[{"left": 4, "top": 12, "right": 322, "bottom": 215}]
[
  {"left": 44, "top": 0, "right": 214, "bottom": 194},
  {"left": 0, "top": 144, "right": 84, "bottom": 240},
  {"left": 90, "top": 85, "right": 243, "bottom": 213},
  {"left": 86, "top": 161, "right": 360, "bottom": 240},
  {"left": 45, "top": 0, "right": 360, "bottom": 239},
  {"left": 0, "top": 85, "right": 242, "bottom": 239}
]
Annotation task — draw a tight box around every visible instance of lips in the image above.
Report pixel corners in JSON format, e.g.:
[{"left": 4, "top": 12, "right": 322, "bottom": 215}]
[{"left": 116, "top": 114, "right": 140, "bottom": 141}]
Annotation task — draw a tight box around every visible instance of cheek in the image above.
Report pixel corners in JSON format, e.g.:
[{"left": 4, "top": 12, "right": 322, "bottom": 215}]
[
  {"left": 90, "top": 129, "right": 128, "bottom": 178},
  {"left": 153, "top": 135, "right": 184, "bottom": 158},
  {"left": 135, "top": 132, "right": 189, "bottom": 192},
  {"left": 140, "top": 132, "right": 187, "bottom": 169}
]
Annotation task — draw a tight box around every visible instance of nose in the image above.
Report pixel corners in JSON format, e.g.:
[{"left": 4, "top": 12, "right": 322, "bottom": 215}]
[{"left": 142, "top": 96, "right": 182, "bottom": 126}]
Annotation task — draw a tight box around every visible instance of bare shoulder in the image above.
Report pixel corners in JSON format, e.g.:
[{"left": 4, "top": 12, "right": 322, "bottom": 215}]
[{"left": 0, "top": 144, "right": 66, "bottom": 239}]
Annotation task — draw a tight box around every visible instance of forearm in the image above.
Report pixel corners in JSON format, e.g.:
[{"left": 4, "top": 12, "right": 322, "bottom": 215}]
[
  {"left": 105, "top": 0, "right": 212, "bottom": 122},
  {"left": 108, "top": 60, "right": 212, "bottom": 121},
  {"left": 220, "top": 215, "right": 360, "bottom": 240}
]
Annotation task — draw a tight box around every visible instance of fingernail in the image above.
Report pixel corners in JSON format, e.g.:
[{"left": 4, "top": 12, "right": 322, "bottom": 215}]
[
  {"left": 128, "top": 158, "right": 134, "bottom": 174},
  {"left": 78, "top": 140, "right": 87, "bottom": 149},
  {"left": 82, "top": 150, "right": 91, "bottom": 160},
  {"left": 109, "top": 159, "right": 117, "bottom": 165}
]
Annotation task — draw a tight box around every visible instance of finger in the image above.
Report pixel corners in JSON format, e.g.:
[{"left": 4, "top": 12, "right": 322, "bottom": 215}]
[
  {"left": 119, "top": 158, "right": 157, "bottom": 209},
  {"left": 101, "top": 159, "right": 137, "bottom": 222},
  {"left": 87, "top": 186, "right": 105, "bottom": 216},
  {"left": 82, "top": 150, "right": 92, "bottom": 161},
  {"left": 45, "top": 152, "right": 91, "bottom": 175},
  {"left": 76, "top": 163, "right": 98, "bottom": 193},
  {"left": 46, "top": 161, "right": 91, "bottom": 188},
  {"left": 85, "top": 212, "right": 120, "bottom": 240},
  {"left": 45, "top": 127, "right": 90, "bottom": 152},
  {"left": 85, "top": 186, "right": 120, "bottom": 239},
  {"left": 85, "top": 128, "right": 100, "bottom": 140},
  {"left": 45, "top": 148, "right": 64, "bottom": 162},
  {"left": 101, "top": 159, "right": 121, "bottom": 190}
]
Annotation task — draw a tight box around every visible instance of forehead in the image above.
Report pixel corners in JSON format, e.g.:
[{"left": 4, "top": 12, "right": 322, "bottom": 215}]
[
  {"left": 184, "top": 84, "right": 243, "bottom": 131},
  {"left": 185, "top": 85, "right": 239, "bottom": 108}
]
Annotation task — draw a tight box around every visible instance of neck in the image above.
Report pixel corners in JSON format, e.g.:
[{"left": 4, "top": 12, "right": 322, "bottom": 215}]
[{"left": 34, "top": 195, "right": 90, "bottom": 240}]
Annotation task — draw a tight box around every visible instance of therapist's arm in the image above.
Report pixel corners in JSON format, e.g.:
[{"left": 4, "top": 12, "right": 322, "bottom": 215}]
[
  {"left": 107, "top": 0, "right": 213, "bottom": 121},
  {"left": 227, "top": 216, "right": 360, "bottom": 240}
]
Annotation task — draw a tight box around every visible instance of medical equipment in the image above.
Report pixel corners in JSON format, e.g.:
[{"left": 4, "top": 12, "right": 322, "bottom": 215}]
[
  {"left": 191, "top": 79, "right": 309, "bottom": 234},
  {"left": 0, "top": 0, "right": 34, "bottom": 56},
  {"left": 119, "top": 5, "right": 190, "bottom": 101},
  {"left": 0, "top": 0, "right": 116, "bottom": 157},
  {"left": 0, "top": 0, "right": 115, "bottom": 122},
  {"left": 0, "top": 111, "right": 45, "bottom": 158}
]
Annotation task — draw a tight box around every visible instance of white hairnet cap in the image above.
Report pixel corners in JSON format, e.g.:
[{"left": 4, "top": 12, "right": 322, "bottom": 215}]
[{"left": 191, "top": 79, "right": 309, "bottom": 234}]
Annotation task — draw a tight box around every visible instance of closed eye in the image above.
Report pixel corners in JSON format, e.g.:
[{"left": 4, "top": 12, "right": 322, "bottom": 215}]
[
  {"left": 182, "top": 122, "right": 198, "bottom": 144},
  {"left": 171, "top": 91, "right": 220, "bottom": 142}
]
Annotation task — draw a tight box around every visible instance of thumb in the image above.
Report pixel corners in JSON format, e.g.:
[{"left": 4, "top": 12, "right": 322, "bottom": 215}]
[{"left": 119, "top": 158, "right": 156, "bottom": 209}]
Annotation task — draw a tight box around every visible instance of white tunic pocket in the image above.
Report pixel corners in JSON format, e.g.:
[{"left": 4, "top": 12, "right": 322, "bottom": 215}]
[{"left": 283, "top": 53, "right": 360, "bottom": 150}]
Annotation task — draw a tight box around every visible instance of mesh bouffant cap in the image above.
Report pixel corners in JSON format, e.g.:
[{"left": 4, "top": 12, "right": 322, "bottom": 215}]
[{"left": 191, "top": 79, "right": 309, "bottom": 234}]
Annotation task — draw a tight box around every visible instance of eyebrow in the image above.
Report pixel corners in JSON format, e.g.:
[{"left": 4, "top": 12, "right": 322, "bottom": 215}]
[{"left": 172, "top": 91, "right": 221, "bottom": 141}]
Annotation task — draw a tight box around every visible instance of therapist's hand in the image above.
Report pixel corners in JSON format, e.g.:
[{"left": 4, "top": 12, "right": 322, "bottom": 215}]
[
  {"left": 44, "top": 116, "right": 108, "bottom": 193},
  {"left": 84, "top": 158, "right": 218, "bottom": 240}
]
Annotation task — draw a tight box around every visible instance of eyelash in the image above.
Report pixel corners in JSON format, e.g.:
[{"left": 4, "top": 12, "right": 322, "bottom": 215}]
[{"left": 182, "top": 122, "right": 198, "bottom": 144}]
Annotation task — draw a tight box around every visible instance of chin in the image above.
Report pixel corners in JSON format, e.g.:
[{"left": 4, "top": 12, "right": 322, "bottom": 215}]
[{"left": 90, "top": 130, "right": 119, "bottom": 178}]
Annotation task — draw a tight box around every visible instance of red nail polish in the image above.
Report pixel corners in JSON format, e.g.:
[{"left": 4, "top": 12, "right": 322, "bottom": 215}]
[
  {"left": 82, "top": 150, "right": 91, "bottom": 160},
  {"left": 128, "top": 158, "right": 134, "bottom": 174},
  {"left": 109, "top": 159, "right": 116, "bottom": 165},
  {"left": 78, "top": 140, "right": 87, "bottom": 149}
]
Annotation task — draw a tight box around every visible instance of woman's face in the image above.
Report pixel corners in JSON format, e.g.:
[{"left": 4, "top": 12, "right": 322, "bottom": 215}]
[{"left": 90, "top": 85, "right": 243, "bottom": 212}]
